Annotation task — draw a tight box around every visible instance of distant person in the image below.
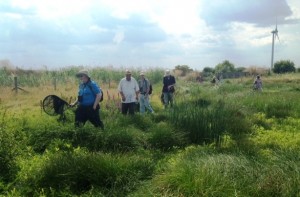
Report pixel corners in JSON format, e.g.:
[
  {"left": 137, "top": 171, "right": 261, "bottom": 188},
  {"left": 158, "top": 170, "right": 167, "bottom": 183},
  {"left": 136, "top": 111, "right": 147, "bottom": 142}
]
[
  {"left": 196, "top": 75, "right": 203, "bottom": 83},
  {"left": 70, "top": 70, "right": 104, "bottom": 129},
  {"left": 162, "top": 69, "right": 176, "bottom": 108},
  {"left": 138, "top": 71, "right": 154, "bottom": 114},
  {"left": 211, "top": 76, "right": 218, "bottom": 85},
  {"left": 253, "top": 75, "right": 263, "bottom": 91},
  {"left": 118, "top": 70, "right": 139, "bottom": 115}
]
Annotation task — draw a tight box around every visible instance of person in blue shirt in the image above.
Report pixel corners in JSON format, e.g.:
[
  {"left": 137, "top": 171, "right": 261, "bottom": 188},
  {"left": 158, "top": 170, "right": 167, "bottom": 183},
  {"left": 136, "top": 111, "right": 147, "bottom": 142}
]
[{"left": 71, "top": 70, "right": 104, "bottom": 129}]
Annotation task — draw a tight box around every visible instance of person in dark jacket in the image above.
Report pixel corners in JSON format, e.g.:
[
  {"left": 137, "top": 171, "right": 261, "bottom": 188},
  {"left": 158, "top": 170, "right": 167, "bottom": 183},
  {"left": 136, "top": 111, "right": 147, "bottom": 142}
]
[
  {"left": 162, "top": 69, "right": 176, "bottom": 108},
  {"left": 71, "top": 70, "right": 104, "bottom": 129}
]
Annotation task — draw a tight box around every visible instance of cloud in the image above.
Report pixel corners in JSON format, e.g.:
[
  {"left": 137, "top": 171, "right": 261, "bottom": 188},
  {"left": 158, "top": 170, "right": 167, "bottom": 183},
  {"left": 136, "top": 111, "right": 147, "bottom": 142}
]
[{"left": 200, "top": 0, "right": 297, "bottom": 29}]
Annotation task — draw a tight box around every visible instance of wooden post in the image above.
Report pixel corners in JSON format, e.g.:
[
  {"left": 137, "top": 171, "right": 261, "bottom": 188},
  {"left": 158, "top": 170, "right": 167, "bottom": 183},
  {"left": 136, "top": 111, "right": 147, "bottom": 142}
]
[{"left": 14, "top": 76, "right": 18, "bottom": 93}]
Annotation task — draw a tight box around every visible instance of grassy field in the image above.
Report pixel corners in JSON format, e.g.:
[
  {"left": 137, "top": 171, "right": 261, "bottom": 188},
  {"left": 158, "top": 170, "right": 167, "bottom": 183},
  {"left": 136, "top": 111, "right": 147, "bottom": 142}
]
[{"left": 0, "top": 67, "right": 300, "bottom": 196}]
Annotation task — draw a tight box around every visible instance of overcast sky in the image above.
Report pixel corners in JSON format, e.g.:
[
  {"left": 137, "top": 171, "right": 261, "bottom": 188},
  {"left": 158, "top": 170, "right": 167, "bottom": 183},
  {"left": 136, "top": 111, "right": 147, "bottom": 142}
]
[{"left": 0, "top": 0, "right": 299, "bottom": 70}]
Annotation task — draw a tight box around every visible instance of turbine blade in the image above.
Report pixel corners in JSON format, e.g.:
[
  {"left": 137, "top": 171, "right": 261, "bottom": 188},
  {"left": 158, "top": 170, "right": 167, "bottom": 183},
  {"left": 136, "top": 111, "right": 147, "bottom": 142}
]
[{"left": 276, "top": 33, "right": 280, "bottom": 42}]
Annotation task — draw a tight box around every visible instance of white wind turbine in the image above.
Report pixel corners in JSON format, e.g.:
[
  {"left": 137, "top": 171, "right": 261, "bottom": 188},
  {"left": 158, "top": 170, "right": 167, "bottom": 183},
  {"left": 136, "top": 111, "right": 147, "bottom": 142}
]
[{"left": 270, "top": 23, "right": 280, "bottom": 71}]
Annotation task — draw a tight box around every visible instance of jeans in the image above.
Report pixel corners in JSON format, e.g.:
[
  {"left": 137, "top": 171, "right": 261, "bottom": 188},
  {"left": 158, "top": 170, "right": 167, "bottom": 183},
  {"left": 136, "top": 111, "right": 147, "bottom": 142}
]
[
  {"left": 163, "top": 92, "right": 173, "bottom": 108},
  {"left": 139, "top": 94, "right": 154, "bottom": 114}
]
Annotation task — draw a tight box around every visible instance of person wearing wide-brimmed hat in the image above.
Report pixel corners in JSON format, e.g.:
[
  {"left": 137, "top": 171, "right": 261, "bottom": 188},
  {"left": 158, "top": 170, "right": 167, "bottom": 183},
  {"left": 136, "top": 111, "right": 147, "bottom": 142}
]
[
  {"left": 118, "top": 70, "right": 139, "bottom": 115},
  {"left": 71, "top": 70, "right": 104, "bottom": 129},
  {"left": 162, "top": 69, "right": 176, "bottom": 108},
  {"left": 138, "top": 71, "right": 154, "bottom": 114}
]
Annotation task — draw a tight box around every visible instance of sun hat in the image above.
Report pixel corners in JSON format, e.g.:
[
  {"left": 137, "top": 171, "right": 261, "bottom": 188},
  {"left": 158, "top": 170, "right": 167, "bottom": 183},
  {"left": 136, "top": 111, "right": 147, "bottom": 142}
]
[
  {"left": 125, "top": 70, "right": 131, "bottom": 75},
  {"left": 76, "top": 70, "right": 90, "bottom": 78},
  {"left": 140, "top": 71, "right": 145, "bottom": 75}
]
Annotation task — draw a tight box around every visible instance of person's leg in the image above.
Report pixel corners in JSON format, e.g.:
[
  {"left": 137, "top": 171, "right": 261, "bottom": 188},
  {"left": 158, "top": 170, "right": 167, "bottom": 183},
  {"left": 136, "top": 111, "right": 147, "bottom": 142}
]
[
  {"left": 89, "top": 106, "right": 104, "bottom": 129},
  {"left": 169, "top": 93, "right": 174, "bottom": 107},
  {"left": 139, "top": 94, "right": 146, "bottom": 114},
  {"left": 128, "top": 102, "right": 135, "bottom": 115},
  {"left": 122, "top": 103, "right": 128, "bottom": 115},
  {"left": 75, "top": 106, "right": 87, "bottom": 127},
  {"left": 163, "top": 92, "right": 169, "bottom": 108},
  {"left": 144, "top": 96, "right": 154, "bottom": 113}
]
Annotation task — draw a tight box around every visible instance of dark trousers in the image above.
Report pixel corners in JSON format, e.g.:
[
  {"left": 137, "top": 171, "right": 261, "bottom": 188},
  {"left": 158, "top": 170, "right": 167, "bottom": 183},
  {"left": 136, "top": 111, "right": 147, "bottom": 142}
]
[
  {"left": 121, "top": 102, "right": 135, "bottom": 115},
  {"left": 75, "top": 105, "right": 104, "bottom": 129}
]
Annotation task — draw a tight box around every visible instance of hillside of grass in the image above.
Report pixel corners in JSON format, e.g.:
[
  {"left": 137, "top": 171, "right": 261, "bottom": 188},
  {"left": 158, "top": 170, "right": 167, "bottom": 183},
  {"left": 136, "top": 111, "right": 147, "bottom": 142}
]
[{"left": 0, "top": 67, "right": 300, "bottom": 196}]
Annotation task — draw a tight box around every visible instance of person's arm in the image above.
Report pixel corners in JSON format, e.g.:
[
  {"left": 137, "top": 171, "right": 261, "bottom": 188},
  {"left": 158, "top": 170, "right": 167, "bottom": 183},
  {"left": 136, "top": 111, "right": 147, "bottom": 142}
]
[
  {"left": 135, "top": 79, "right": 139, "bottom": 100},
  {"left": 118, "top": 80, "right": 126, "bottom": 101},
  {"left": 93, "top": 92, "right": 102, "bottom": 110},
  {"left": 145, "top": 79, "right": 150, "bottom": 95}
]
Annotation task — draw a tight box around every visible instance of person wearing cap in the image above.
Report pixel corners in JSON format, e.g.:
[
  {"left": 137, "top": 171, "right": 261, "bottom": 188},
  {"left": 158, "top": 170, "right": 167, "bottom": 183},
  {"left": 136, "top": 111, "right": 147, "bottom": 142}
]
[
  {"left": 162, "top": 69, "right": 176, "bottom": 108},
  {"left": 71, "top": 70, "right": 104, "bottom": 129},
  {"left": 138, "top": 71, "right": 154, "bottom": 114},
  {"left": 118, "top": 70, "right": 139, "bottom": 115}
]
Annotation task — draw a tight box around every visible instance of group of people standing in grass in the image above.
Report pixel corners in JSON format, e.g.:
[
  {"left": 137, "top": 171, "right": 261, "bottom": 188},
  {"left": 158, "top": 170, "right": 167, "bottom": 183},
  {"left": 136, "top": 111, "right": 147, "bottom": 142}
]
[
  {"left": 65, "top": 68, "right": 263, "bottom": 129},
  {"left": 70, "top": 69, "right": 176, "bottom": 129}
]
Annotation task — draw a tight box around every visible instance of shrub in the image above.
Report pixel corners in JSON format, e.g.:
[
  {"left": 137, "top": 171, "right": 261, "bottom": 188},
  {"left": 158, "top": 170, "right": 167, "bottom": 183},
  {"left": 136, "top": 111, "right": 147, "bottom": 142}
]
[
  {"left": 16, "top": 149, "right": 155, "bottom": 196},
  {"left": 169, "top": 100, "right": 251, "bottom": 146},
  {"left": 0, "top": 124, "right": 26, "bottom": 182},
  {"left": 148, "top": 122, "right": 187, "bottom": 151},
  {"left": 131, "top": 146, "right": 300, "bottom": 197},
  {"left": 273, "top": 60, "right": 296, "bottom": 74}
]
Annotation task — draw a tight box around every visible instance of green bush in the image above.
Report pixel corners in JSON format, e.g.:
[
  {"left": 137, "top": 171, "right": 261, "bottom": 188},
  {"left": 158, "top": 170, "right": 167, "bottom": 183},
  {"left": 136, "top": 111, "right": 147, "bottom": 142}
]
[
  {"left": 131, "top": 146, "right": 300, "bottom": 197},
  {"left": 0, "top": 124, "right": 26, "bottom": 182},
  {"left": 169, "top": 100, "right": 251, "bottom": 146},
  {"left": 273, "top": 60, "right": 296, "bottom": 74},
  {"left": 148, "top": 122, "right": 187, "bottom": 151},
  {"left": 16, "top": 149, "right": 155, "bottom": 196}
]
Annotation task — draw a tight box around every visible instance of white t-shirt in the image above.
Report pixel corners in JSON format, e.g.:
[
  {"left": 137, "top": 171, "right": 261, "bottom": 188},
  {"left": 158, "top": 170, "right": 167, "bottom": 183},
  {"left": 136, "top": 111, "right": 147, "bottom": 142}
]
[{"left": 118, "top": 77, "right": 139, "bottom": 103}]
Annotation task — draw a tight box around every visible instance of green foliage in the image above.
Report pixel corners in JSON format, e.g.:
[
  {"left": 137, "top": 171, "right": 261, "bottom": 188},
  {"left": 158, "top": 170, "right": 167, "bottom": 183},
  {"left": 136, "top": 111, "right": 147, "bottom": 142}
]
[
  {"left": 131, "top": 146, "right": 300, "bottom": 197},
  {"left": 215, "top": 60, "right": 235, "bottom": 74},
  {"left": 202, "top": 67, "right": 215, "bottom": 77},
  {"left": 273, "top": 60, "right": 296, "bottom": 74},
  {"left": 148, "top": 122, "right": 187, "bottom": 151},
  {"left": 2, "top": 72, "right": 300, "bottom": 196},
  {"left": 16, "top": 149, "right": 155, "bottom": 196},
  {"left": 175, "top": 65, "right": 193, "bottom": 76},
  {"left": 169, "top": 99, "right": 251, "bottom": 146},
  {"left": 0, "top": 66, "right": 165, "bottom": 88},
  {"left": 0, "top": 112, "right": 27, "bottom": 182}
]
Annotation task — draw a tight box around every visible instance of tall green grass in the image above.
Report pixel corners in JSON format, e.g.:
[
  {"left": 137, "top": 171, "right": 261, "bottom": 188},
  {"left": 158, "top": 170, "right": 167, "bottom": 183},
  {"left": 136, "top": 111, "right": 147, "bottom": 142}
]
[
  {"left": 131, "top": 146, "right": 300, "bottom": 197},
  {"left": 169, "top": 97, "right": 251, "bottom": 146},
  {"left": 0, "top": 66, "right": 165, "bottom": 87},
  {"left": 15, "top": 148, "right": 155, "bottom": 196}
]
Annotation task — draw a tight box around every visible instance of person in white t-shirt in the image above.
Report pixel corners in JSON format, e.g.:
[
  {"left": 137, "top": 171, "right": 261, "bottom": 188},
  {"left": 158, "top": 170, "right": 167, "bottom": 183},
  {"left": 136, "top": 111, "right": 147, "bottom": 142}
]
[{"left": 118, "top": 70, "right": 140, "bottom": 115}]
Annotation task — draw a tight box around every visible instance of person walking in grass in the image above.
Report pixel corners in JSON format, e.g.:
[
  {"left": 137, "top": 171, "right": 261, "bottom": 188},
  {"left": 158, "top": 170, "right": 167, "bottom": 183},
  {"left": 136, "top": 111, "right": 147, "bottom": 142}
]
[
  {"left": 162, "top": 69, "right": 176, "bottom": 108},
  {"left": 118, "top": 70, "right": 139, "bottom": 115},
  {"left": 70, "top": 70, "right": 104, "bottom": 129},
  {"left": 138, "top": 71, "right": 154, "bottom": 114},
  {"left": 253, "top": 75, "right": 263, "bottom": 91}
]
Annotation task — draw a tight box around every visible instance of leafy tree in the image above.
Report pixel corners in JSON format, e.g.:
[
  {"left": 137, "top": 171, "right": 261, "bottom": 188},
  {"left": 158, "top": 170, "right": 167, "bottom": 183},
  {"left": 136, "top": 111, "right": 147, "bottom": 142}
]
[
  {"left": 215, "top": 60, "right": 235, "bottom": 74},
  {"left": 236, "top": 67, "right": 246, "bottom": 72},
  {"left": 273, "top": 60, "right": 296, "bottom": 74},
  {"left": 175, "top": 65, "right": 193, "bottom": 76},
  {"left": 202, "top": 67, "right": 215, "bottom": 77}
]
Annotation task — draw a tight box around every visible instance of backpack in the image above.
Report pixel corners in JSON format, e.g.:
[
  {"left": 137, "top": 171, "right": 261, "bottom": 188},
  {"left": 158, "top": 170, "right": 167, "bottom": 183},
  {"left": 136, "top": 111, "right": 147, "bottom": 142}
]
[
  {"left": 87, "top": 83, "right": 104, "bottom": 102},
  {"left": 149, "top": 84, "right": 153, "bottom": 95}
]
